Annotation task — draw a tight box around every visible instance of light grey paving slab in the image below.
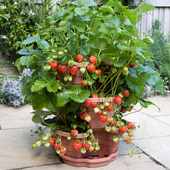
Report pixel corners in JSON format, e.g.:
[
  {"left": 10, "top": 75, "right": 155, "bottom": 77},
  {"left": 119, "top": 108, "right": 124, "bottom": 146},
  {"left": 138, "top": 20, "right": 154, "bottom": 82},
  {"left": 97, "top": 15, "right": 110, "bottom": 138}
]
[
  {"left": 154, "top": 115, "right": 170, "bottom": 126},
  {"left": 125, "top": 112, "right": 170, "bottom": 139},
  {"left": 24, "top": 153, "right": 166, "bottom": 170},
  {"left": 0, "top": 128, "right": 61, "bottom": 170},
  {"left": 134, "top": 95, "right": 170, "bottom": 116},
  {"left": 133, "top": 136, "right": 170, "bottom": 169},
  {"left": 0, "top": 119, "right": 35, "bottom": 129}
]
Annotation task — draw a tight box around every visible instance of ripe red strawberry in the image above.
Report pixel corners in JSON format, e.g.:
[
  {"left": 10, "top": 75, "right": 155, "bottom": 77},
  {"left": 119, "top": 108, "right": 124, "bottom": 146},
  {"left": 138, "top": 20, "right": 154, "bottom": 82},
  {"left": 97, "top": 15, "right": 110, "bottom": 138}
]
[
  {"left": 113, "top": 96, "right": 122, "bottom": 105},
  {"left": 119, "top": 126, "right": 127, "bottom": 133},
  {"left": 71, "top": 129, "right": 78, "bottom": 136},
  {"left": 75, "top": 54, "right": 83, "bottom": 63},
  {"left": 84, "top": 99, "right": 92, "bottom": 107},
  {"left": 91, "top": 94, "right": 98, "bottom": 98},
  {"left": 129, "top": 63, "right": 136, "bottom": 68},
  {"left": 123, "top": 90, "right": 129, "bottom": 97},
  {"left": 79, "top": 112, "right": 88, "bottom": 120},
  {"left": 91, "top": 102, "right": 98, "bottom": 107},
  {"left": 107, "top": 104, "right": 113, "bottom": 111},
  {"left": 99, "top": 115, "right": 107, "bottom": 122},
  {"left": 58, "top": 65, "right": 67, "bottom": 73},
  {"left": 68, "top": 66, "right": 78, "bottom": 75},
  {"left": 87, "top": 64, "right": 95, "bottom": 73},
  {"left": 89, "top": 56, "right": 97, "bottom": 64}
]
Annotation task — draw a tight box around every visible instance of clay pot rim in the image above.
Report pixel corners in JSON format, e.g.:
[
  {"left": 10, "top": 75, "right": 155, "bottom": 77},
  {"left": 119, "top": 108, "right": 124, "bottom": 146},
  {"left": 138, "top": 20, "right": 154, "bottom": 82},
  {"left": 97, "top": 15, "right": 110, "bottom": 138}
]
[
  {"left": 88, "top": 97, "right": 115, "bottom": 103},
  {"left": 60, "top": 149, "right": 118, "bottom": 163},
  {"left": 55, "top": 130, "right": 89, "bottom": 138},
  {"left": 77, "top": 62, "right": 89, "bottom": 67}
]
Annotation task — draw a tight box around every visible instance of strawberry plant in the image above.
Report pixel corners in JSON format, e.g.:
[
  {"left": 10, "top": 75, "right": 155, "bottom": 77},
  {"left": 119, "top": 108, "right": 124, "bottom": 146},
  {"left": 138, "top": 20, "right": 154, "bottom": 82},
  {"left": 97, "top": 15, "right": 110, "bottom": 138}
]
[{"left": 15, "top": 0, "right": 164, "bottom": 158}]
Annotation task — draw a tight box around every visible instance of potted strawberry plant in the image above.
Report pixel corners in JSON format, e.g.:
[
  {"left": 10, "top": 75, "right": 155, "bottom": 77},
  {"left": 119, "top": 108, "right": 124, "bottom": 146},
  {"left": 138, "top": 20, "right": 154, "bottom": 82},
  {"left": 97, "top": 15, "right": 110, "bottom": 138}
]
[{"left": 15, "top": 0, "right": 163, "bottom": 167}]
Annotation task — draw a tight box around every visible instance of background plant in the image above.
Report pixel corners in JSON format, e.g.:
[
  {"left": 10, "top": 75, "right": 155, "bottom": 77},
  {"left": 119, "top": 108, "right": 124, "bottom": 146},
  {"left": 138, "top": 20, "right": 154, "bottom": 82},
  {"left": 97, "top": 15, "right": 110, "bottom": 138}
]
[
  {"left": 140, "top": 19, "right": 170, "bottom": 97},
  {"left": 0, "top": 0, "right": 53, "bottom": 59},
  {"left": 0, "top": 68, "right": 34, "bottom": 107}
]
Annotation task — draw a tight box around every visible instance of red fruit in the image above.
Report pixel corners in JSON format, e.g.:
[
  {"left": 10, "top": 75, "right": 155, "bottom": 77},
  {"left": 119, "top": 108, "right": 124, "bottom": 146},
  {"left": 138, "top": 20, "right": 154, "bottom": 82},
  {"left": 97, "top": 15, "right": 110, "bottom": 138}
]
[
  {"left": 57, "top": 65, "right": 67, "bottom": 73},
  {"left": 111, "top": 120, "right": 117, "bottom": 126},
  {"left": 79, "top": 112, "right": 88, "bottom": 120},
  {"left": 99, "top": 115, "right": 107, "bottom": 122},
  {"left": 71, "top": 129, "right": 78, "bottom": 136},
  {"left": 107, "top": 117, "right": 113, "bottom": 124},
  {"left": 89, "top": 55, "right": 97, "bottom": 64},
  {"left": 51, "top": 136, "right": 57, "bottom": 141},
  {"left": 76, "top": 54, "right": 83, "bottom": 63},
  {"left": 96, "top": 110, "right": 103, "bottom": 116},
  {"left": 104, "top": 66, "right": 110, "bottom": 72},
  {"left": 120, "top": 106, "right": 126, "bottom": 113},
  {"left": 123, "top": 90, "right": 129, "bottom": 97},
  {"left": 113, "top": 96, "right": 122, "bottom": 105},
  {"left": 49, "top": 139, "right": 55, "bottom": 146},
  {"left": 82, "top": 143, "right": 90, "bottom": 150},
  {"left": 95, "top": 69, "right": 101, "bottom": 76},
  {"left": 68, "top": 66, "right": 78, "bottom": 75},
  {"left": 91, "top": 102, "right": 98, "bottom": 107},
  {"left": 82, "top": 80, "right": 88, "bottom": 86},
  {"left": 107, "top": 104, "right": 113, "bottom": 111},
  {"left": 87, "top": 64, "right": 95, "bottom": 73},
  {"left": 60, "top": 147, "right": 67, "bottom": 154},
  {"left": 127, "top": 122, "right": 134, "bottom": 129},
  {"left": 49, "top": 61, "right": 59, "bottom": 69},
  {"left": 119, "top": 126, "right": 127, "bottom": 133},
  {"left": 54, "top": 142, "right": 64, "bottom": 150},
  {"left": 126, "top": 139, "right": 131, "bottom": 144},
  {"left": 91, "top": 94, "right": 98, "bottom": 98},
  {"left": 129, "top": 63, "right": 136, "bottom": 68},
  {"left": 88, "top": 146, "right": 94, "bottom": 152},
  {"left": 73, "top": 141, "right": 82, "bottom": 150},
  {"left": 84, "top": 99, "right": 92, "bottom": 107}
]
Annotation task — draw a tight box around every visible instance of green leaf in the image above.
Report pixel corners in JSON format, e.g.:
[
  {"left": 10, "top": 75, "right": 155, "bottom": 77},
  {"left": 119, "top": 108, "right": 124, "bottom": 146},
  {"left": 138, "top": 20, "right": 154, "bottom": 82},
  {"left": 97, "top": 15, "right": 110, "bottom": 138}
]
[
  {"left": 113, "top": 60, "right": 126, "bottom": 67},
  {"left": 58, "top": 54, "right": 71, "bottom": 65},
  {"left": 18, "top": 48, "right": 33, "bottom": 55},
  {"left": 38, "top": 41, "right": 49, "bottom": 50},
  {"left": 20, "top": 56, "right": 28, "bottom": 66},
  {"left": 47, "top": 79, "right": 59, "bottom": 92},
  {"left": 22, "top": 37, "right": 36, "bottom": 45},
  {"left": 99, "top": 6, "right": 114, "bottom": 15},
  {"left": 31, "top": 79, "right": 49, "bottom": 92},
  {"left": 15, "top": 58, "right": 24, "bottom": 73},
  {"left": 68, "top": 85, "right": 90, "bottom": 103},
  {"left": 56, "top": 91, "right": 71, "bottom": 107},
  {"left": 95, "top": 38, "right": 108, "bottom": 51},
  {"left": 32, "top": 114, "right": 42, "bottom": 124},
  {"left": 139, "top": 98, "right": 160, "bottom": 111},
  {"left": 74, "top": 7, "right": 89, "bottom": 16},
  {"left": 155, "top": 76, "right": 164, "bottom": 94},
  {"left": 54, "top": 27, "right": 64, "bottom": 33},
  {"left": 72, "top": 0, "right": 97, "bottom": 7},
  {"left": 66, "top": 100, "right": 79, "bottom": 112},
  {"left": 134, "top": 3, "right": 155, "bottom": 14}
]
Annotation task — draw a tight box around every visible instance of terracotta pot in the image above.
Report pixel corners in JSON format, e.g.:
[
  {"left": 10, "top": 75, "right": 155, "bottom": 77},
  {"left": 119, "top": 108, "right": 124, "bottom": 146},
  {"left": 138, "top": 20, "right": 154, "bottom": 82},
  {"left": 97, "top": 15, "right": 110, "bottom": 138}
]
[
  {"left": 87, "top": 97, "right": 116, "bottom": 129},
  {"left": 57, "top": 62, "right": 89, "bottom": 85},
  {"left": 54, "top": 130, "right": 89, "bottom": 158},
  {"left": 93, "top": 128, "right": 123, "bottom": 156},
  {"left": 60, "top": 149, "right": 119, "bottom": 168}
]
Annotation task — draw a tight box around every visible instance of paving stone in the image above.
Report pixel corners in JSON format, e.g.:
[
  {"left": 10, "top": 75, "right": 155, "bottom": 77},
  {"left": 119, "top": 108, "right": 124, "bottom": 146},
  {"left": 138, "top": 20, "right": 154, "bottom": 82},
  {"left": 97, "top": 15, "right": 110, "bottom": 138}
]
[
  {"left": 154, "top": 115, "right": 170, "bottom": 126},
  {"left": 125, "top": 112, "right": 170, "bottom": 139},
  {"left": 0, "top": 128, "right": 61, "bottom": 170},
  {"left": 132, "top": 136, "right": 170, "bottom": 169},
  {"left": 24, "top": 154, "right": 166, "bottom": 170}
]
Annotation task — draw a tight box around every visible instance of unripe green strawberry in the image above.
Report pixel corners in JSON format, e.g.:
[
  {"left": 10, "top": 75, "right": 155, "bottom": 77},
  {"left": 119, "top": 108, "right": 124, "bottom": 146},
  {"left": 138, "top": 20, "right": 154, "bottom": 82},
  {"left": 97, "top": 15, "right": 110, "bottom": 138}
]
[
  {"left": 44, "top": 142, "right": 50, "bottom": 147},
  {"left": 68, "top": 76, "right": 72, "bottom": 82},
  {"left": 64, "top": 49, "right": 68, "bottom": 53},
  {"left": 64, "top": 76, "right": 68, "bottom": 82},
  {"left": 104, "top": 102, "right": 109, "bottom": 107},
  {"left": 118, "top": 93, "right": 123, "bottom": 98},
  {"left": 81, "top": 148, "right": 86, "bottom": 154},
  {"left": 80, "top": 67, "right": 86, "bottom": 73},
  {"left": 94, "top": 107, "right": 100, "bottom": 113},
  {"left": 42, "top": 135, "right": 49, "bottom": 141},
  {"left": 68, "top": 60, "right": 75, "bottom": 67},
  {"left": 43, "top": 65, "right": 51, "bottom": 71},
  {"left": 105, "top": 125, "right": 111, "bottom": 132},
  {"left": 100, "top": 104, "right": 105, "bottom": 109},
  {"left": 58, "top": 51, "right": 64, "bottom": 56},
  {"left": 36, "top": 140, "right": 42, "bottom": 147},
  {"left": 67, "top": 135, "right": 71, "bottom": 140},
  {"left": 112, "top": 68, "right": 117, "bottom": 74},
  {"left": 113, "top": 136, "right": 118, "bottom": 143}
]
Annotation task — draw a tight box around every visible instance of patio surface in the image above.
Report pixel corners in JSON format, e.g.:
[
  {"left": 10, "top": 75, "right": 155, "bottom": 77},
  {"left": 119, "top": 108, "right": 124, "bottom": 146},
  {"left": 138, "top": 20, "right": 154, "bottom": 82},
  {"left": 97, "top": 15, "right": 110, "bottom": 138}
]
[{"left": 0, "top": 95, "right": 170, "bottom": 170}]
